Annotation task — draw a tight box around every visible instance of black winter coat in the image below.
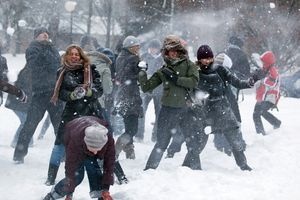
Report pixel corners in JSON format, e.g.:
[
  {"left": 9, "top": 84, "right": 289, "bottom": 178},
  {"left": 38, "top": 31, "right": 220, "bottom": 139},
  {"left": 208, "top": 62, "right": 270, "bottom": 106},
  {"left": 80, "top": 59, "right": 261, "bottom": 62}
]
[
  {"left": 55, "top": 64, "right": 103, "bottom": 144},
  {"left": 25, "top": 40, "right": 60, "bottom": 93},
  {"left": 195, "top": 64, "right": 250, "bottom": 131},
  {"left": 115, "top": 49, "right": 142, "bottom": 117},
  {"left": 5, "top": 65, "right": 31, "bottom": 112},
  {"left": 226, "top": 44, "right": 251, "bottom": 79}
]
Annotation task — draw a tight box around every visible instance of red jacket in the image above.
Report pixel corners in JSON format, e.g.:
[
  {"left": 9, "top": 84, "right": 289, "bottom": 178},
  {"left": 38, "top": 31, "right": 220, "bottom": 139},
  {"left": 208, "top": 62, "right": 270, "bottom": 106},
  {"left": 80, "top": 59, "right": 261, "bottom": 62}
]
[
  {"left": 64, "top": 116, "right": 115, "bottom": 193},
  {"left": 255, "top": 65, "right": 280, "bottom": 104}
]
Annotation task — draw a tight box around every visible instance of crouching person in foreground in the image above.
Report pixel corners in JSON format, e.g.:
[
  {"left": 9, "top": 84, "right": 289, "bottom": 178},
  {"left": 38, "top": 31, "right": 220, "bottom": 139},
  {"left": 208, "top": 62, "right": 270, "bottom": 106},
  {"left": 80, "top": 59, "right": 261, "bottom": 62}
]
[{"left": 43, "top": 116, "right": 114, "bottom": 200}]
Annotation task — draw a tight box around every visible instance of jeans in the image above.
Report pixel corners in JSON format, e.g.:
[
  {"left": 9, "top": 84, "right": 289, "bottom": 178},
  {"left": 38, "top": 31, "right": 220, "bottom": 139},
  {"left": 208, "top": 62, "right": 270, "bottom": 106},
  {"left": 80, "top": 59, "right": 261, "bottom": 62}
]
[
  {"left": 49, "top": 144, "right": 65, "bottom": 167},
  {"left": 54, "top": 157, "right": 103, "bottom": 196}
]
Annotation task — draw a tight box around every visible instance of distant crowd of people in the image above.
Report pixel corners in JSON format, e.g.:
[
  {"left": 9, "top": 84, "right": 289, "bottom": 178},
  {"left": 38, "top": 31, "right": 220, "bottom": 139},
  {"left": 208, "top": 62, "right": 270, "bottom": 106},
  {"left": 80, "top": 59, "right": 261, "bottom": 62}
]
[{"left": 0, "top": 27, "right": 281, "bottom": 200}]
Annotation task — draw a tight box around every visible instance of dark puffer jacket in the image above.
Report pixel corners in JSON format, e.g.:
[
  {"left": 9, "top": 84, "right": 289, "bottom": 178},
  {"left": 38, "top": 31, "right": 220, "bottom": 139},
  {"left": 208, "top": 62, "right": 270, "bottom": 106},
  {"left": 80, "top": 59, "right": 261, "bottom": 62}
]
[
  {"left": 4, "top": 65, "right": 31, "bottom": 112},
  {"left": 25, "top": 40, "right": 60, "bottom": 93},
  {"left": 226, "top": 44, "right": 250, "bottom": 79},
  {"left": 114, "top": 48, "right": 142, "bottom": 117},
  {"left": 196, "top": 64, "right": 250, "bottom": 130},
  {"left": 64, "top": 116, "right": 115, "bottom": 193},
  {"left": 55, "top": 64, "right": 103, "bottom": 144}
]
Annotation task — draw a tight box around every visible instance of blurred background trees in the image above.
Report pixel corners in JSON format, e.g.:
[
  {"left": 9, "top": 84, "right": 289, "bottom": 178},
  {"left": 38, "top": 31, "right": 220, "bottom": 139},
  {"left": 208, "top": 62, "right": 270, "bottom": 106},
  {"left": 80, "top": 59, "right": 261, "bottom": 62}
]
[{"left": 0, "top": 0, "right": 299, "bottom": 70}]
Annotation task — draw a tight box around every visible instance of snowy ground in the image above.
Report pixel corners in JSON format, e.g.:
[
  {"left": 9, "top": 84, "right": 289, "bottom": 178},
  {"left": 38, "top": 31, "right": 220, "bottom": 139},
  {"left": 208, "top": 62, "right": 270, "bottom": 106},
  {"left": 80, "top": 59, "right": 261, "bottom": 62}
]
[{"left": 0, "top": 54, "right": 300, "bottom": 200}]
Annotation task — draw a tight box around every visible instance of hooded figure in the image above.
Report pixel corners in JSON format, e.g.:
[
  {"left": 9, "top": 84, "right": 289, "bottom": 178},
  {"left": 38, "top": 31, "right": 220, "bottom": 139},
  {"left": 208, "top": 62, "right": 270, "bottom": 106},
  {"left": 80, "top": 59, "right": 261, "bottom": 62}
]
[
  {"left": 138, "top": 34, "right": 200, "bottom": 170},
  {"left": 253, "top": 51, "right": 281, "bottom": 135}
]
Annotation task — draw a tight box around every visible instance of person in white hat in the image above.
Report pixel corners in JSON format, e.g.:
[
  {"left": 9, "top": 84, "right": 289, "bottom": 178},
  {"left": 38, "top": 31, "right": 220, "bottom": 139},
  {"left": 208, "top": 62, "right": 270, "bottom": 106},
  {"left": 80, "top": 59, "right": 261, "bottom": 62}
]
[{"left": 43, "top": 116, "right": 114, "bottom": 200}]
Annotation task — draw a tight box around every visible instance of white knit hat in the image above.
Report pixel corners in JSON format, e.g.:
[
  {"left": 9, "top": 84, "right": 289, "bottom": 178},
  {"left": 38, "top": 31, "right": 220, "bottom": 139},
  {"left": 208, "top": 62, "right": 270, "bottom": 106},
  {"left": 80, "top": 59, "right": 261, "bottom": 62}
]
[{"left": 84, "top": 124, "right": 108, "bottom": 149}]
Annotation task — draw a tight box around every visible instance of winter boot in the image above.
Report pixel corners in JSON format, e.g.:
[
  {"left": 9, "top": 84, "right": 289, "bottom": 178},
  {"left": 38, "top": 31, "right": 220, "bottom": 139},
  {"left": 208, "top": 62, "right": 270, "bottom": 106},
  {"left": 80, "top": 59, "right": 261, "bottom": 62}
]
[
  {"left": 43, "top": 189, "right": 63, "bottom": 200},
  {"left": 114, "top": 160, "right": 129, "bottom": 184},
  {"left": 123, "top": 144, "right": 135, "bottom": 159},
  {"left": 45, "top": 164, "right": 59, "bottom": 186},
  {"left": 232, "top": 150, "right": 252, "bottom": 171},
  {"left": 182, "top": 151, "right": 202, "bottom": 170},
  {"left": 144, "top": 148, "right": 164, "bottom": 170}
]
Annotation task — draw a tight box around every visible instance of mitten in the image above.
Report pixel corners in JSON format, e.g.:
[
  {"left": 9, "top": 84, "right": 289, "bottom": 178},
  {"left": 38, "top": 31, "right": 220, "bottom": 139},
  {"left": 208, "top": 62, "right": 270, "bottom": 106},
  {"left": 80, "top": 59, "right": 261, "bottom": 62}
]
[
  {"left": 70, "top": 87, "right": 86, "bottom": 100},
  {"left": 101, "top": 191, "right": 113, "bottom": 200},
  {"left": 85, "top": 88, "right": 93, "bottom": 97},
  {"left": 161, "top": 67, "right": 178, "bottom": 83},
  {"left": 138, "top": 61, "right": 148, "bottom": 71}
]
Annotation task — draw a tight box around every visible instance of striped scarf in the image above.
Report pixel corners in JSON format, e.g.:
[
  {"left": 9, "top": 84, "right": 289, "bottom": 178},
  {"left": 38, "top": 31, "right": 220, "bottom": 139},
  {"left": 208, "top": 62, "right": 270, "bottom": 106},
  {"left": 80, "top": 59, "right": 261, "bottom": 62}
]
[{"left": 50, "top": 61, "right": 91, "bottom": 105}]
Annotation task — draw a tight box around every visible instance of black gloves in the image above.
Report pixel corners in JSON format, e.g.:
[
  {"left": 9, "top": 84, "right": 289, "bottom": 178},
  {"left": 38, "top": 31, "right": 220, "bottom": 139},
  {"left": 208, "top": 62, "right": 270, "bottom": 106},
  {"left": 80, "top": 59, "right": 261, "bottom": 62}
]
[{"left": 161, "top": 67, "right": 178, "bottom": 83}]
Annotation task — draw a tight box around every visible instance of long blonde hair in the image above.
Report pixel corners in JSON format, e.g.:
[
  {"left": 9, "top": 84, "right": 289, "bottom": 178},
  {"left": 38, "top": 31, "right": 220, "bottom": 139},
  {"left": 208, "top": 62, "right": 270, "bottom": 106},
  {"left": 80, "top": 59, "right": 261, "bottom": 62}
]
[{"left": 62, "top": 44, "right": 91, "bottom": 68}]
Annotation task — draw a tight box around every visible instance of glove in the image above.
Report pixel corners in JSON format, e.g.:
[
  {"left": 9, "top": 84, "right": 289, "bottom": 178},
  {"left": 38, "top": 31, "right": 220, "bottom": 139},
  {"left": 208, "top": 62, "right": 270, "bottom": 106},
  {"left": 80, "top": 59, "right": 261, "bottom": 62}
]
[
  {"left": 138, "top": 61, "right": 148, "bottom": 71},
  {"left": 70, "top": 86, "right": 86, "bottom": 100},
  {"left": 85, "top": 88, "right": 93, "bottom": 97},
  {"left": 17, "top": 89, "right": 27, "bottom": 103},
  {"left": 248, "top": 77, "right": 255, "bottom": 87},
  {"left": 101, "top": 191, "right": 113, "bottom": 200},
  {"left": 161, "top": 67, "right": 178, "bottom": 83}
]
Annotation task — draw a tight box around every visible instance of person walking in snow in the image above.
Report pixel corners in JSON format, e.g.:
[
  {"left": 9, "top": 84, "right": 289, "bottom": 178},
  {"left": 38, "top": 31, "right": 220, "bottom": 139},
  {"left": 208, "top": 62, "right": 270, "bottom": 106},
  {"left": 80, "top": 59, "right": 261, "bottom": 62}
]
[
  {"left": 136, "top": 38, "right": 164, "bottom": 142},
  {"left": 13, "top": 27, "right": 64, "bottom": 164},
  {"left": 138, "top": 35, "right": 199, "bottom": 170},
  {"left": 113, "top": 35, "right": 143, "bottom": 160},
  {"left": 189, "top": 45, "right": 254, "bottom": 171},
  {"left": 253, "top": 51, "right": 281, "bottom": 135},
  {"left": 43, "top": 116, "right": 114, "bottom": 200}
]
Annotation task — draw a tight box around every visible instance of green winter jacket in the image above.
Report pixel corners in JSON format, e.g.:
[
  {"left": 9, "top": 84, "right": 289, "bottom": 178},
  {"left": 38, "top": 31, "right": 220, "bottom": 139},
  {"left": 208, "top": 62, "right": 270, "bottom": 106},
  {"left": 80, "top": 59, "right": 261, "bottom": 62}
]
[{"left": 139, "top": 58, "right": 199, "bottom": 108}]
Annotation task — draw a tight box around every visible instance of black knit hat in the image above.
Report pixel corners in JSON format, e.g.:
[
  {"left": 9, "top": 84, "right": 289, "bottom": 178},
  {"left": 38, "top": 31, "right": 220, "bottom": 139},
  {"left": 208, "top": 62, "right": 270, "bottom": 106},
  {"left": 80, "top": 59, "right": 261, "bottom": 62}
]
[
  {"left": 197, "top": 45, "right": 214, "bottom": 60},
  {"left": 33, "top": 27, "right": 49, "bottom": 39}
]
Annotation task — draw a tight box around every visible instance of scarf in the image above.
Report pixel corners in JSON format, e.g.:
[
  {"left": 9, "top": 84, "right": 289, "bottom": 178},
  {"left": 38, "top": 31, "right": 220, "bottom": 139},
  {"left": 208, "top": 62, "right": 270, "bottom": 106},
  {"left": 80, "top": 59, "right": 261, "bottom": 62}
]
[{"left": 50, "top": 61, "right": 91, "bottom": 105}]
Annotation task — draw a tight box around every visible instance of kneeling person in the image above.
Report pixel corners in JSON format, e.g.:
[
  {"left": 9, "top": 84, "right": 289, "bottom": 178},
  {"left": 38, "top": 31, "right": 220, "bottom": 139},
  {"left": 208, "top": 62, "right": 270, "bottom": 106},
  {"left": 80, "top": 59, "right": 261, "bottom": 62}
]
[{"left": 43, "top": 116, "right": 114, "bottom": 200}]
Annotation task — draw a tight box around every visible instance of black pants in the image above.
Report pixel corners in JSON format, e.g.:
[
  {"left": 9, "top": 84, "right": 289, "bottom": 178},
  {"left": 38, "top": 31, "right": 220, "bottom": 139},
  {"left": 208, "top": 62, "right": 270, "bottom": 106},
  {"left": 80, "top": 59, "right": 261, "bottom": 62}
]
[
  {"left": 253, "top": 101, "right": 281, "bottom": 134},
  {"left": 13, "top": 92, "right": 63, "bottom": 160},
  {"left": 145, "top": 106, "right": 189, "bottom": 170}
]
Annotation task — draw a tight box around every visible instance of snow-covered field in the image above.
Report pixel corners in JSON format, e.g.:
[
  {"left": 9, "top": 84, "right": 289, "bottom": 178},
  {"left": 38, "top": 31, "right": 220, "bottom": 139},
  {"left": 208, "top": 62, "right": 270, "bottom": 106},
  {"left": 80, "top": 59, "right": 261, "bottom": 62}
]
[{"left": 0, "top": 54, "right": 300, "bottom": 200}]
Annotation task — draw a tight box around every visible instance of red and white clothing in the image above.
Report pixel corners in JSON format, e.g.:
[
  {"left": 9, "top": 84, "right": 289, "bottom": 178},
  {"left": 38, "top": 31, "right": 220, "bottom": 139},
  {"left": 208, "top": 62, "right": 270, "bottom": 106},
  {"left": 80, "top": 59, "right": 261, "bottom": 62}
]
[{"left": 255, "top": 65, "right": 280, "bottom": 105}]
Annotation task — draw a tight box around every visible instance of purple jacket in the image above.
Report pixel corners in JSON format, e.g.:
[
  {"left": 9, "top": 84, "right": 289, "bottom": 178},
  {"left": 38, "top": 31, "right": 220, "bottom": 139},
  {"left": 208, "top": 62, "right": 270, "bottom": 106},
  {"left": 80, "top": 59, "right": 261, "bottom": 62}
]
[{"left": 64, "top": 116, "right": 115, "bottom": 192}]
